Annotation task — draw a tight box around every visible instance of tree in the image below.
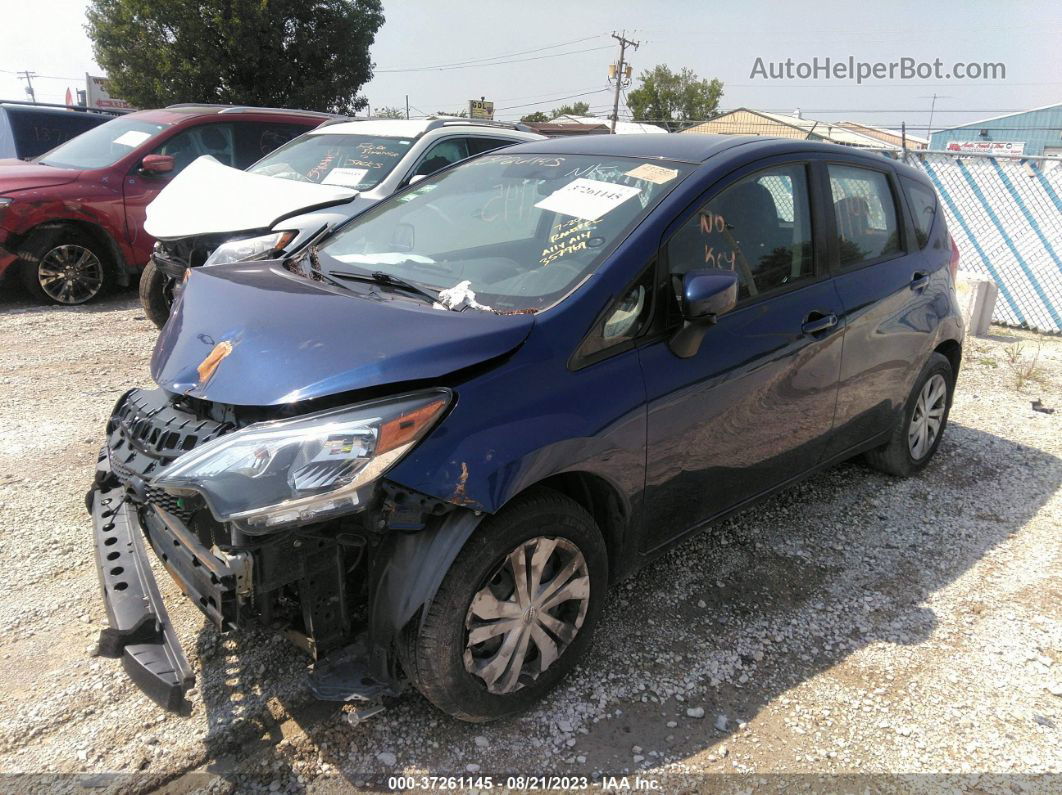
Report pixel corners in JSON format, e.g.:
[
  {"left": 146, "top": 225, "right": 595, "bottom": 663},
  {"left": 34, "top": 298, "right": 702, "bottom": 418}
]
[
  {"left": 85, "top": 0, "right": 384, "bottom": 113},
  {"left": 376, "top": 106, "right": 406, "bottom": 119},
  {"left": 551, "top": 101, "right": 591, "bottom": 118},
  {"left": 626, "top": 65, "right": 724, "bottom": 132},
  {"left": 520, "top": 111, "right": 550, "bottom": 123}
]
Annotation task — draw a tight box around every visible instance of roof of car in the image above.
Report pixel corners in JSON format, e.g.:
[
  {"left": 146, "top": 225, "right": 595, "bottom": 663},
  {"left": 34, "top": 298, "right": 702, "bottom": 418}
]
[
  {"left": 128, "top": 104, "right": 335, "bottom": 125},
  {"left": 309, "top": 118, "right": 536, "bottom": 138},
  {"left": 499, "top": 133, "right": 892, "bottom": 164}
]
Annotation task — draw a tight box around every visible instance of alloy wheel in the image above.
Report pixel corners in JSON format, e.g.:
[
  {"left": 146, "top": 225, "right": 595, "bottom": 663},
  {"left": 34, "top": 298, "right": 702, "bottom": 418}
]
[
  {"left": 37, "top": 244, "right": 104, "bottom": 305},
  {"left": 464, "top": 536, "right": 590, "bottom": 694},
  {"left": 908, "top": 373, "right": 947, "bottom": 459}
]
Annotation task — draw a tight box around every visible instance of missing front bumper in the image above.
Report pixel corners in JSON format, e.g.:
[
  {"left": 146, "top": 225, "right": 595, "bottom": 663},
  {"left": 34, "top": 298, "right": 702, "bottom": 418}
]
[{"left": 90, "top": 474, "right": 195, "bottom": 713}]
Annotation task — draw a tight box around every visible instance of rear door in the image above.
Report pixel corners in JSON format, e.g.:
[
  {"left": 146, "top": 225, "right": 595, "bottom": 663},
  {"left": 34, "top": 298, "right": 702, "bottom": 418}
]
[
  {"left": 821, "top": 160, "right": 944, "bottom": 460},
  {"left": 639, "top": 157, "right": 845, "bottom": 551}
]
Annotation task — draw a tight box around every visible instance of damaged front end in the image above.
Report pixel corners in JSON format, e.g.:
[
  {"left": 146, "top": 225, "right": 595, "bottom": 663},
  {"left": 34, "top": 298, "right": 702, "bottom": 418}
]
[{"left": 88, "top": 385, "right": 461, "bottom": 714}]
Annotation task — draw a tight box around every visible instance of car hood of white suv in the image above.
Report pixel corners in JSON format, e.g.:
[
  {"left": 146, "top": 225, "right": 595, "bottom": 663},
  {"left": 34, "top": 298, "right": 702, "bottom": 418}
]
[{"left": 144, "top": 155, "right": 358, "bottom": 239}]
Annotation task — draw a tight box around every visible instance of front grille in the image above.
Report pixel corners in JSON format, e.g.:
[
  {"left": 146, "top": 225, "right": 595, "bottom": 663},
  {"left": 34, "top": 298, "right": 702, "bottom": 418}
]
[{"left": 106, "top": 388, "right": 234, "bottom": 521}]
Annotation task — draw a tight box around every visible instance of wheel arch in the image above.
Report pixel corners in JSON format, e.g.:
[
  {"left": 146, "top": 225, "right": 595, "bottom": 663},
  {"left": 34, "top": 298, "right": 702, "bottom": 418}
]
[
  {"left": 934, "top": 337, "right": 962, "bottom": 381},
  {"left": 15, "top": 218, "right": 128, "bottom": 287},
  {"left": 369, "top": 469, "right": 632, "bottom": 682},
  {"left": 529, "top": 470, "right": 631, "bottom": 584}
]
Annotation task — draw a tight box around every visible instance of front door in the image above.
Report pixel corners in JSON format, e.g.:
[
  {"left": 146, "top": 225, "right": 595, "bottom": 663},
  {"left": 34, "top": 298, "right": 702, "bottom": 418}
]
[
  {"left": 123, "top": 122, "right": 236, "bottom": 266},
  {"left": 639, "top": 160, "right": 844, "bottom": 551}
]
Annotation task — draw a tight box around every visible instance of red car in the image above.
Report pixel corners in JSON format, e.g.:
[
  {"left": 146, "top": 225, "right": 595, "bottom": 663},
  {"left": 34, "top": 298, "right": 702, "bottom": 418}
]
[{"left": 0, "top": 104, "right": 332, "bottom": 305}]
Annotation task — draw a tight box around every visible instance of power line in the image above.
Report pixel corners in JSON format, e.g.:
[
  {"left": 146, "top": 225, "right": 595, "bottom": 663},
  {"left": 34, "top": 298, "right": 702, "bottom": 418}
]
[
  {"left": 375, "top": 37, "right": 610, "bottom": 73},
  {"left": 495, "top": 88, "right": 611, "bottom": 112}
]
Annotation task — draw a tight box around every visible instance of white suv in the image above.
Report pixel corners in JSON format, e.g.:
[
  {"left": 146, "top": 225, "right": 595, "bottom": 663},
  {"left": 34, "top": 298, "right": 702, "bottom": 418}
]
[{"left": 140, "top": 118, "right": 543, "bottom": 327}]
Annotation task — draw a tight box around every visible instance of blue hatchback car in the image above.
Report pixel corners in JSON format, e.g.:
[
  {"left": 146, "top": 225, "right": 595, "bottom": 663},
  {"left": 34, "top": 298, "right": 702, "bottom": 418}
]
[{"left": 90, "top": 134, "right": 964, "bottom": 720}]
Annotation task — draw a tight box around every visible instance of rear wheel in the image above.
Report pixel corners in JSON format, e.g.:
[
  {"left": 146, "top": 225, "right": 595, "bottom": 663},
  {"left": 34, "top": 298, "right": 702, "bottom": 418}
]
[
  {"left": 19, "top": 227, "right": 110, "bottom": 305},
  {"left": 400, "top": 489, "right": 607, "bottom": 722},
  {"left": 139, "top": 258, "right": 178, "bottom": 328},
  {"left": 865, "top": 352, "right": 954, "bottom": 476}
]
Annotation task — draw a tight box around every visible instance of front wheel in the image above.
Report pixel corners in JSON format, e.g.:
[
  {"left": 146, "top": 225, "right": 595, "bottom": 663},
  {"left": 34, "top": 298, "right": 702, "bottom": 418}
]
[
  {"left": 19, "top": 227, "right": 110, "bottom": 305},
  {"left": 138, "top": 258, "right": 178, "bottom": 328},
  {"left": 400, "top": 489, "right": 608, "bottom": 722},
  {"left": 865, "top": 352, "right": 954, "bottom": 476}
]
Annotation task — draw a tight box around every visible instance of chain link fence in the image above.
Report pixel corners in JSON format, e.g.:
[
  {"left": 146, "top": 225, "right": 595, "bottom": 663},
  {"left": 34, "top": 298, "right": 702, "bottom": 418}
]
[{"left": 888, "top": 150, "right": 1062, "bottom": 333}]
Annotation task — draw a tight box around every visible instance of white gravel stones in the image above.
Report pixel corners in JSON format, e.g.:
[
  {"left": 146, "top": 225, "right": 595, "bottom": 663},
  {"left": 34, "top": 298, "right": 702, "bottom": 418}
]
[{"left": 686, "top": 707, "right": 705, "bottom": 719}]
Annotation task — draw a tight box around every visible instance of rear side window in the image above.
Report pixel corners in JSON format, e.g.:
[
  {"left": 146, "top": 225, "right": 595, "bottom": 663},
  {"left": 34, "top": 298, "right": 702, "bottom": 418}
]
[
  {"left": 234, "top": 122, "right": 309, "bottom": 168},
  {"left": 466, "top": 137, "right": 517, "bottom": 156},
  {"left": 828, "top": 165, "right": 902, "bottom": 267},
  {"left": 902, "top": 177, "right": 938, "bottom": 248},
  {"left": 666, "top": 163, "right": 815, "bottom": 302}
]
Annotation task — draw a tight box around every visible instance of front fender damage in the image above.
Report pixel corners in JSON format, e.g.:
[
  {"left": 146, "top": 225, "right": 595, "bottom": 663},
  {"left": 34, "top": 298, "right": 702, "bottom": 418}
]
[{"left": 367, "top": 507, "right": 483, "bottom": 682}]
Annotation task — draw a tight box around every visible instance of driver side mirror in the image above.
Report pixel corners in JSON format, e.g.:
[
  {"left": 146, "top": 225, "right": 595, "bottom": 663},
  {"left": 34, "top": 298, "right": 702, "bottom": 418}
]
[
  {"left": 140, "top": 154, "right": 175, "bottom": 175},
  {"left": 669, "top": 268, "right": 739, "bottom": 358}
]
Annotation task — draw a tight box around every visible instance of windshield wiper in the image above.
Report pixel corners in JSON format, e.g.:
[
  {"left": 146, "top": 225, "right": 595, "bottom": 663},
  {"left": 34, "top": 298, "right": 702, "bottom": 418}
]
[{"left": 325, "top": 269, "right": 441, "bottom": 306}]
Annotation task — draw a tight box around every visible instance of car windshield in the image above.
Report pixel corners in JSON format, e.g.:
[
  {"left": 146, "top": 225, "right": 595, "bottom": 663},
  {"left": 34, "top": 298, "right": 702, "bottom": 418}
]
[
  {"left": 248, "top": 133, "right": 414, "bottom": 190},
  {"left": 36, "top": 117, "right": 168, "bottom": 169},
  {"left": 316, "top": 153, "right": 693, "bottom": 313}
]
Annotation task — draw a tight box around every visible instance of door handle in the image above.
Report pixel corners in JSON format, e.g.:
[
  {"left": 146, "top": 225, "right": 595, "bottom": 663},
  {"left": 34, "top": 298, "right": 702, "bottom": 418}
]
[
  {"left": 801, "top": 312, "right": 838, "bottom": 335},
  {"left": 910, "top": 271, "right": 930, "bottom": 291}
]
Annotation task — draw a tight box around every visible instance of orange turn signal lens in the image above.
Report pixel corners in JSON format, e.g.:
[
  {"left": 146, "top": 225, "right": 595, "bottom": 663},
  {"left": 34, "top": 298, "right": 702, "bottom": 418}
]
[{"left": 376, "top": 398, "right": 448, "bottom": 455}]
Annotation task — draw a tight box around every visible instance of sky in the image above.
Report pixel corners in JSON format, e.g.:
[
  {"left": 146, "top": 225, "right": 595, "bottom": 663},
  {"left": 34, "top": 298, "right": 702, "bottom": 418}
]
[{"left": 1, "top": 0, "right": 1060, "bottom": 138}]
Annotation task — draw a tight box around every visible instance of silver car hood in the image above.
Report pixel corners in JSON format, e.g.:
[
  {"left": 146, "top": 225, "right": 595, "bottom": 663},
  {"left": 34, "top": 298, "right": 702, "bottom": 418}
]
[{"left": 144, "top": 155, "right": 358, "bottom": 239}]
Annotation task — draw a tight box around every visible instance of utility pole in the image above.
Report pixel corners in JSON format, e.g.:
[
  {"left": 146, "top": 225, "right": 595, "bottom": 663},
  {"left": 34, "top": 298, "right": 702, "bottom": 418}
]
[
  {"left": 405, "top": 94, "right": 409, "bottom": 120},
  {"left": 927, "top": 93, "right": 938, "bottom": 139},
  {"left": 18, "top": 70, "right": 37, "bottom": 103},
  {"left": 608, "top": 31, "right": 638, "bottom": 134}
]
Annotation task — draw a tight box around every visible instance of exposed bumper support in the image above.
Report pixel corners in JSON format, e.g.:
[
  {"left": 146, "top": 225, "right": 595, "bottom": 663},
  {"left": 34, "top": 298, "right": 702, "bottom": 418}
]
[{"left": 89, "top": 468, "right": 194, "bottom": 713}]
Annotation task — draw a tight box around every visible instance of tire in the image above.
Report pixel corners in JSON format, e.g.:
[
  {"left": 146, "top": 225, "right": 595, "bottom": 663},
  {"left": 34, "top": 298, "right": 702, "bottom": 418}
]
[
  {"left": 400, "top": 488, "right": 608, "bottom": 722},
  {"left": 864, "top": 352, "right": 954, "bottom": 477},
  {"left": 19, "top": 226, "right": 111, "bottom": 306},
  {"left": 139, "top": 258, "right": 177, "bottom": 328}
]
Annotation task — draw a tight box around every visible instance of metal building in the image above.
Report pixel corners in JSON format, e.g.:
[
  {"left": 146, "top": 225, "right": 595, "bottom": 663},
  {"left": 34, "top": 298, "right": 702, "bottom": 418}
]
[{"left": 929, "top": 103, "right": 1062, "bottom": 157}]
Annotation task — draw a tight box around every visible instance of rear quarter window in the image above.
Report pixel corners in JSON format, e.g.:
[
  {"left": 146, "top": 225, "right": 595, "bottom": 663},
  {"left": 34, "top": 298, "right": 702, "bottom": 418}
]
[{"left": 901, "top": 177, "right": 939, "bottom": 248}]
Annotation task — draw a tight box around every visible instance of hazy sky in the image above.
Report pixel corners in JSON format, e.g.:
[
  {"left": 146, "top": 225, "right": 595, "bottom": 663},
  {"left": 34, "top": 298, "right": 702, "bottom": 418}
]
[{"left": 2, "top": 0, "right": 1060, "bottom": 136}]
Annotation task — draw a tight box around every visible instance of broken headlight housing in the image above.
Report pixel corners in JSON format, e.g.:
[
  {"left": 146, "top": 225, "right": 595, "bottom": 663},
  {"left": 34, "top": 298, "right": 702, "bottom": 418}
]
[
  {"left": 152, "top": 389, "right": 450, "bottom": 533},
  {"left": 203, "top": 230, "right": 297, "bottom": 266}
]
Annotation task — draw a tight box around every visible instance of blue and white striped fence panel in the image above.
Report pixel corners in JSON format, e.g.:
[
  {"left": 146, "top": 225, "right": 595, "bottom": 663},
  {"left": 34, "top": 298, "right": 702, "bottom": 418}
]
[{"left": 892, "top": 151, "right": 1062, "bottom": 333}]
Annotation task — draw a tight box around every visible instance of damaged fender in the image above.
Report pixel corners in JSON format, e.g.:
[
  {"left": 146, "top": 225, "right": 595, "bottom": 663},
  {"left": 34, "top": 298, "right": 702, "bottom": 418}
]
[{"left": 367, "top": 507, "right": 483, "bottom": 681}]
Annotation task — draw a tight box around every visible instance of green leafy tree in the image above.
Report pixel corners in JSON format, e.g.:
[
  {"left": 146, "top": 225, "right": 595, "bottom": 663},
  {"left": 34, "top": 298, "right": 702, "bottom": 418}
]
[
  {"left": 520, "top": 111, "right": 550, "bottom": 123},
  {"left": 85, "top": 0, "right": 384, "bottom": 113},
  {"left": 626, "top": 65, "right": 724, "bottom": 131},
  {"left": 376, "top": 106, "right": 406, "bottom": 119},
  {"left": 551, "top": 101, "right": 592, "bottom": 118}
]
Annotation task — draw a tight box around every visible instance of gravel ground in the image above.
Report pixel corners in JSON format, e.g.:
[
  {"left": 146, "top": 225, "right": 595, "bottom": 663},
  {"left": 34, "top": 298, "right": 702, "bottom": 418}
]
[{"left": 0, "top": 288, "right": 1059, "bottom": 792}]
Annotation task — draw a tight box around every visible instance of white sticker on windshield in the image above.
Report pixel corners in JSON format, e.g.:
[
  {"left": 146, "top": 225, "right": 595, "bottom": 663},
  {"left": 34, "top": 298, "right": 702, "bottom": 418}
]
[
  {"left": 113, "top": 130, "right": 152, "bottom": 148},
  {"left": 625, "top": 163, "right": 679, "bottom": 184},
  {"left": 322, "top": 167, "right": 369, "bottom": 187},
  {"left": 534, "top": 178, "right": 641, "bottom": 221}
]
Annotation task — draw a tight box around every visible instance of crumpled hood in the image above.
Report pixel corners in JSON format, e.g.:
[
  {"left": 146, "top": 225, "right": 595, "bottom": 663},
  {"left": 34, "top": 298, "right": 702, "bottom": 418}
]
[
  {"left": 151, "top": 262, "right": 535, "bottom": 406},
  {"left": 0, "top": 159, "right": 80, "bottom": 192},
  {"left": 144, "top": 155, "right": 358, "bottom": 239}
]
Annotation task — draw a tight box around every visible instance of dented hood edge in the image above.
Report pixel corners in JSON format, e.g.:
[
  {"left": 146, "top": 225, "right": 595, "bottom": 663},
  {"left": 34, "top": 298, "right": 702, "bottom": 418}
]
[{"left": 151, "top": 263, "right": 536, "bottom": 407}]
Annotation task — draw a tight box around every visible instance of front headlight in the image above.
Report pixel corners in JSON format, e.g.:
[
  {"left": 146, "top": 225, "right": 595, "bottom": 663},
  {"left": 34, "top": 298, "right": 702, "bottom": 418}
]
[
  {"left": 203, "top": 230, "right": 297, "bottom": 266},
  {"left": 152, "top": 390, "right": 450, "bottom": 532}
]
